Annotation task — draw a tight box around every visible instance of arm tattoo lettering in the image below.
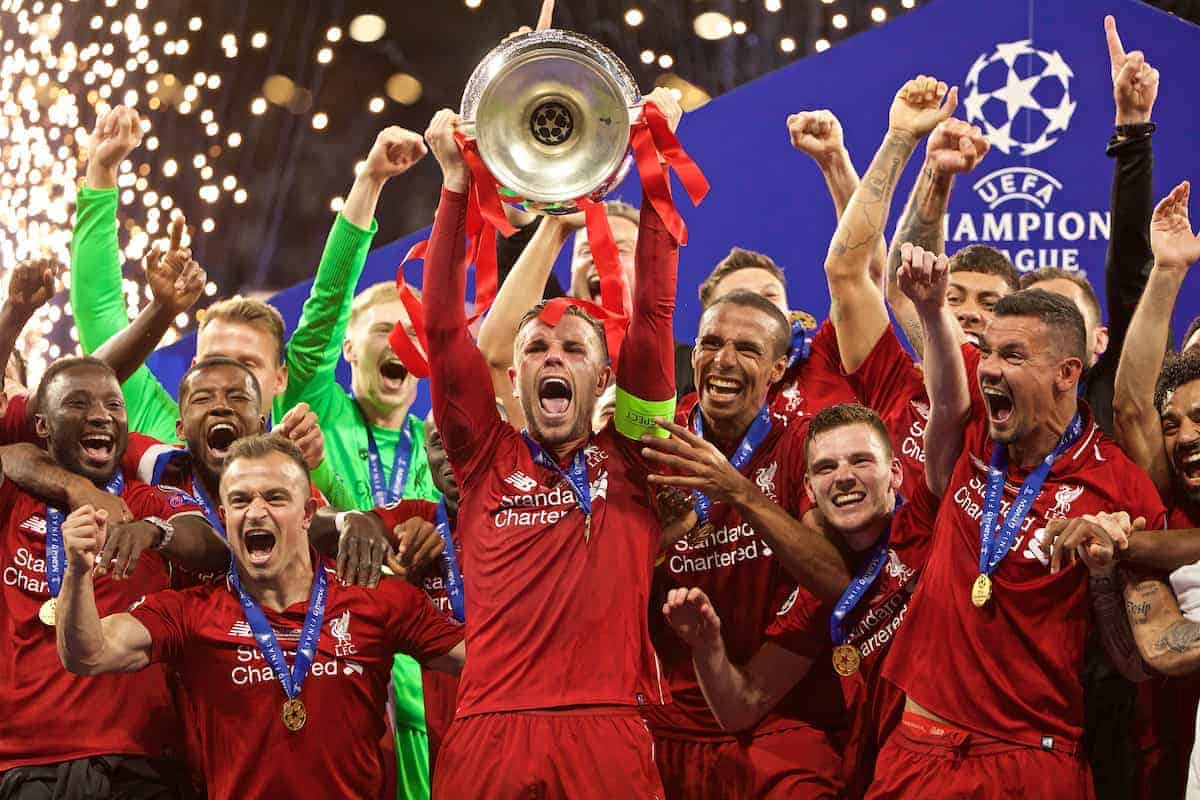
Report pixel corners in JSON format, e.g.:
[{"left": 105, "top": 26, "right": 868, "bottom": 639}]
[{"left": 1126, "top": 600, "right": 1151, "bottom": 625}]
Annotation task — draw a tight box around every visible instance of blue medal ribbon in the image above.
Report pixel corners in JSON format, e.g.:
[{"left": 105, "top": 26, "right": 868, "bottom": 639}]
[
  {"left": 45, "top": 471, "right": 125, "bottom": 597},
  {"left": 786, "top": 318, "right": 812, "bottom": 372},
  {"left": 978, "top": 412, "right": 1084, "bottom": 579},
  {"left": 229, "top": 556, "right": 328, "bottom": 702},
  {"left": 150, "top": 448, "right": 225, "bottom": 538},
  {"left": 436, "top": 501, "right": 465, "bottom": 623},
  {"left": 690, "top": 404, "right": 773, "bottom": 530},
  {"left": 521, "top": 434, "right": 592, "bottom": 519},
  {"left": 354, "top": 402, "right": 411, "bottom": 506},
  {"left": 829, "top": 516, "right": 894, "bottom": 646}
]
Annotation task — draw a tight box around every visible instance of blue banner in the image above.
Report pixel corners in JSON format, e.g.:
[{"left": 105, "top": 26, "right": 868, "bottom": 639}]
[{"left": 147, "top": 0, "right": 1200, "bottom": 419}]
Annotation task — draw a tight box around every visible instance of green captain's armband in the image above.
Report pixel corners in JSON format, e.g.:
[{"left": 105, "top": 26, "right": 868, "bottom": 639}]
[{"left": 614, "top": 386, "right": 675, "bottom": 440}]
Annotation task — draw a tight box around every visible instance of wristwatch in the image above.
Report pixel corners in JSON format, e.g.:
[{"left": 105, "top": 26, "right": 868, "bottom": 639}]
[{"left": 145, "top": 516, "right": 176, "bottom": 550}]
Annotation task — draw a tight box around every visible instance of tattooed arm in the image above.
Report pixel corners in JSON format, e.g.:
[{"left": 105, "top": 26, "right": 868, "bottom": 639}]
[
  {"left": 1124, "top": 573, "right": 1200, "bottom": 676},
  {"left": 824, "top": 76, "right": 957, "bottom": 374},
  {"left": 885, "top": 119, "right": 990, "bottom": 358},
  {"left": 1091, "top": 572, "right": 1152, "bottom": 681}
]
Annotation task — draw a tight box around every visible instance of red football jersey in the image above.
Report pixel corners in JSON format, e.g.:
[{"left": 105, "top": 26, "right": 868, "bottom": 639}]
[
  {"left": 769, "top": 483, "right": 939, "bottom": 798},
  {"left": 123, "top": 431, "right": 328, "bottom": 509},
  {"left": 0, "top": 394, "right": 40, "bottom": 447},
  {"left": 678, "top": 320, "right": 859, "bottom": 430},
  {"left": 841, "top": 327, "right": 983, "bottom": 502},
  {"left": 645, "top": 419, "right": 846, "bottom": 739},
  {"left": 0, "top": 478, "right": 201, "bottom": 770},
  {"left": 1169, "top": 498, "right": 1199, "bottom": 530},
  {"left": 374, "top": 499, "right": 463, "bottom": 758},
  {"left": 883, "top": 403, "right": 1167, "bottom": 747},
  {"left": 129, "top": 559, "right": 463, "bottom": 800}
]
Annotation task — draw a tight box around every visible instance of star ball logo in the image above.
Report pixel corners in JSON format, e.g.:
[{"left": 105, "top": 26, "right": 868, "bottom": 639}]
[
  {"left": 962, "top": 39, "right": 1077, "bottom": 157},
  {"left": 949, "top": 39, "right": 1109, "bottom": 274}
]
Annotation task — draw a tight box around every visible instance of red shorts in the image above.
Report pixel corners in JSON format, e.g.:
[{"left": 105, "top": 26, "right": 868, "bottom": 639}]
[
  {"left": 432, "top": 708, "right": 664, "bottom": 800},
  {"left": 653, "top": 725, "right": 843, "bottom": 800},
  {"left": 865, "top": 713, "right": 1094, "bottom": 800}
]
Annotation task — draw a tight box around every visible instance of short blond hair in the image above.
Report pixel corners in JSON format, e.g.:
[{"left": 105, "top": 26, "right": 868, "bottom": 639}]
[
  {"left": 351, "top": 281, "right": 411, "bottom": 319},
  {"left": 199, "top": 297, "right": 286, "bottom": 365}
]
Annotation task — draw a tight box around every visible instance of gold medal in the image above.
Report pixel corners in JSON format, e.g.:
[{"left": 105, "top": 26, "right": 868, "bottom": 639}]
[
  {"left": 281, "top": 698, "right": 306, "bottom": 732},
  {"left": 38, "top": 598, "right": 56, "bottom": 627},
  {"left": 832, "top": 644, "right": 861, "bottom": 677},
  {"left": 971, "top": 574, "right": 993, "bottom": 608}
]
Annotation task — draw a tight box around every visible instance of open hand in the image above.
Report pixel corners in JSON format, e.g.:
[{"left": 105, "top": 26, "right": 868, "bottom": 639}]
[
  {"left": 642, "top": 418, "right": 753, "bottom": 505},
  {"left": 1151, "top": 182, "right": 1200, "bottom": 272},
  {"left": 388, "top": 517, "right": 446, "bottom": 582}
]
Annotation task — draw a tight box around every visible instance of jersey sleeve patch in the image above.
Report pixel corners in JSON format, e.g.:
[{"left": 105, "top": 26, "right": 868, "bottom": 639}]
[{"left": 614, "top": 387, "right": 675, "bottom": 441}]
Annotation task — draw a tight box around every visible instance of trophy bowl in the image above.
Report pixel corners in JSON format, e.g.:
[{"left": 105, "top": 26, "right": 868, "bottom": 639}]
[{"left": 460, "top": 29, "right": 643, "bottom": 215}]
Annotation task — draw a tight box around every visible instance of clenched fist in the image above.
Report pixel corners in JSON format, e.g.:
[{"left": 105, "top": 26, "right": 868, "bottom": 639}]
[
  {"left": 787, "top": 110, "right": 846, "bottom": 166},
  {"left": 424, "top": 109, "right": 468, "bottom": 193},
  {"left": 925, "top": 118, "right": 989, "bottom": 177},
  {"left": 62, "top": 505, "right": 109, "bottom": 573},
  {"left": 644, "top": 86, "right": 684, "bottom": 134},
  {"left": 86, "top": 106, "right": 144, "bottom": 187},
  {"left": 6, "top": 257, "right": 59, "bottom": 318},
  {"left": 888, "top": 75, "right": 958, "bottom": 140},
  {"left": 363, "top": 127, "right": 428, "bottom": 183}
]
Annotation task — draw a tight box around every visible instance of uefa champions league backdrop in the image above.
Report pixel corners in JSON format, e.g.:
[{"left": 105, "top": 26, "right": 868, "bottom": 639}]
[{"left": 145, "top": 0, "right": 1200, "bottom": 414}]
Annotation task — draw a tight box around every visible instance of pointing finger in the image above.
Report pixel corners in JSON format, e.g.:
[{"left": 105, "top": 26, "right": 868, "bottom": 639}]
[{"left": 1104, "top": 15, "right": 1125, "bottom": 67}]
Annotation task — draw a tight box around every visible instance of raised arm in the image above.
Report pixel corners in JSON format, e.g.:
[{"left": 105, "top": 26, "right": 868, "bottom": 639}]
[
  {"left": 56, "top": 506, "right": 155, "bottom": 675},
  {"left": 1125, "top": 572, "right": 1200, "bottom": 677},
  {"left": 1099, "top": 16, "right": 1159, "bottom": 377},
  {"left": 613, "top": 88, "right": 683, "bottom": 431},
  {"left": 277, "top": 128, "right": 425, "bottom": 411},
  {"left": 476, "top": 214, "right": 578, "bottom": 426},
  {"left": 72, "top": 105, "right": 179, "bottom": 441},
  {"left": 824, "top": 78, "right": 957, "bottom": 373},
  {"left": 1113, "top": 181, "right": 1200, "bottom": 493},
  {"left": 663, "top": 588, "right": 813, "bottom": 732},
  {"left": 885, "top": 118, "right": 989, "bottom": 358},
  {"left": 788, "top": 110, "right": 887, "bottom": 290},
  {"left": 421, "top": 111, "right": 502, "bottom": 466},
  {"left": 0, "top": 258, "right": 58, "bottom": 409},
  {"left": 897, "top": 244, "right": 969, "bottom": 496},
  {"left": 93, "top": 214, "right": 206, "bottom": 383}
]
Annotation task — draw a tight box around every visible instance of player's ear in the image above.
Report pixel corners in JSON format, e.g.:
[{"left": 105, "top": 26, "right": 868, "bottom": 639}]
[
  {"left": 34, "top": 412, "right": 50, "bottom": 441},
  {"left": 803, "top": 473, "right": 816, "bottom": 506}
]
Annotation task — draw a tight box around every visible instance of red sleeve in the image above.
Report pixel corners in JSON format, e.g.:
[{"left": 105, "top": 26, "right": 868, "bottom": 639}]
[
  {"left": 122, "top": 480, "right": 204, "bottom": 519},
  {"left": 122, "top": 432, "right": 178, "bottom": 484},
  {"left": 763, "top": 584, "right": 831, "bottom": 658},
  {"left": 382, "top": 578, "right": 464, "bottom": 663},
  {"left": 421, "top": 188, "right": 505, "bottom": 487},
  {"left": 128, "top": 588, "right": 191, "bottom": 664},
  {"left": 373, "top": 500, "right": 438, "bottom": 544},
  {"left": 0, "top": 394, "right": 41, "bottom": 446},
  {"left": 844, "top": 327, "right": 923, "bottom": 420},
  {"left": 614, "top": 193, "right": 678, "bottom": 403}
]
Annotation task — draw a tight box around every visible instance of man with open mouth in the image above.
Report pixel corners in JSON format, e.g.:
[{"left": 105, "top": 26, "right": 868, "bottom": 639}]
[
  {"left": 869, "top": 272, "right": 1166, "bottom": 797},
  {"left": 0, "top": 356, "right": 225, "bottom": 798},
  {"left": 54, "top": 434, "right": 465, "bottom": 800},
  {"left": 419, "top": 93, "right": 682, "bottom": 798},
  {"left": 661, "top": 402, "right": 939, "bottom": 799}
]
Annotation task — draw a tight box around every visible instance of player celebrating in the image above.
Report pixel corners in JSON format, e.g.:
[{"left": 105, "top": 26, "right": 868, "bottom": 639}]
[
  {"left": 0, "top": 357, "right": 222, "bottom": 796},
  {"left": 420, "top": 90, "right": 681, "bottom": 797},
  {"left": 55, "top": 435, "right": 465, "bottom": 800},
  {"left": 868, "top": 283, "right": 1166, "bottom": 798}
]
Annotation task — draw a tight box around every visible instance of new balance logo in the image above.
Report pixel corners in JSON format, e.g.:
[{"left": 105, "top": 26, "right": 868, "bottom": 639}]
[
  {"left": 19, "top": 515, "right": 46, "bottom": 536},
  {"left": 342, "top": 661, "right": 364, "bottom": 677},
  {"left": 227, "top": 621, "right": 300, "bottom": 641},
  {"left": 504, "top": 471, "right": 539, "bottom": 492}
]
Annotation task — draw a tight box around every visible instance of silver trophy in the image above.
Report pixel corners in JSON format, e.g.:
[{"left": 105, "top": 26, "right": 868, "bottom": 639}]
[{"left": 459, "top": 29, "right": 643, "bottom": 215}]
